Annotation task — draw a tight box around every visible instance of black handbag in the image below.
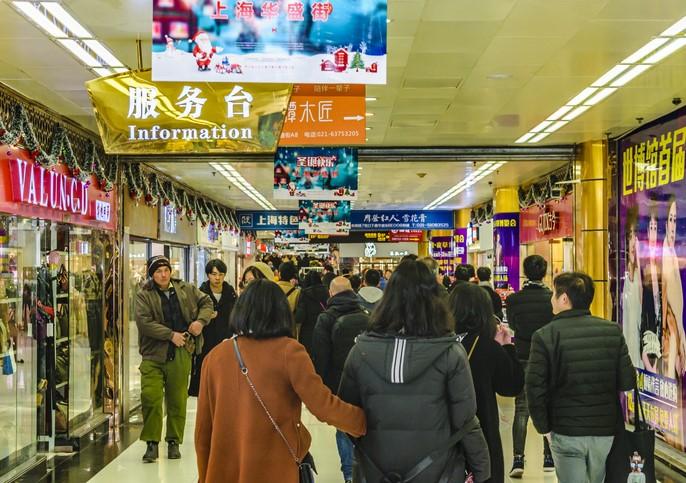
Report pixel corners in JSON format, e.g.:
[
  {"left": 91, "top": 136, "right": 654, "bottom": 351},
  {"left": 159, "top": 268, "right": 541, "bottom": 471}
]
[
  {"left": 605, "top": 385, "right": 656, "bottom": 483},
  {"left": 232, "top": 337, "right": 317, "bottom": 483}
]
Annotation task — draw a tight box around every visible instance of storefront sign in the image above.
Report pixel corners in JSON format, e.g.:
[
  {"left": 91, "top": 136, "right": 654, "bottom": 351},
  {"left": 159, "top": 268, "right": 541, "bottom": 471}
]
[
  {"left": 238, "top": 210, "right": 300, "bottom": 230},
  {"left": 274, "top": 147, "right": 358, "bottom": 200},
  {"left": 351, "top": 210, "right": 453, "bottom": 230},
  {"left": 618, "top": 104, "right": 686, "bottom": 450},
  {"left": 308, "top": 230, "right": 423, "bottom": 243},
  {"left": 493, "top": 213, "right": 520, "bottom": 295},
  {"left": 0, "top": 146, "right": 117, "bottom": 231},
  {"left": 299, "top": 200, "right": 351, "bottom": 234},
  {"left": 280, "top": 84, "right": 366, "bottom": 145},
  {"left": 340, "top": 242, "right": 418, "bottom": 259},
  {"left": 453, "top": 228, "right": 468, "bottom": 267},
  {"left": 152, "top": 0, "right": 388, "bottom": 84},
  {"left": 520, "top": 195, "right": 574, "bottom": 243},
  {"left": 86, "top": 69, "right": 291, "bottom": 154},
  {"left": 430, "top": 236, "right": 453, "bottom": 275},
  {"left": 158, "top": 205, "right": 195, "bottom": 244}
]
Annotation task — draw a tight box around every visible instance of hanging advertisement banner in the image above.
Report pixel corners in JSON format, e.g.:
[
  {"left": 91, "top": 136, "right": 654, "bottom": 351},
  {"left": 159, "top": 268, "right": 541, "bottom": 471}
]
[
  {"left": 274, "top": 230, "right": 309, "bottom": 244},
  {"left": 493, "top": 213, "right": 520, "bottom": 296},
  {"left": 618, "top": 105, "right": 686, "bottom": 451},
  {"left": 298, "top": 200, "right": 351, "bottom": 234},
  {"left": 430, "top": 236, "right": 453, "bottom": 276},
  {"left": 520, "top": 195, "right": 574, "bottom": 244},
  {"left": 280, "top": 84, "right": 366, "bottom": 146},
  {"left": 453, "top": 228, "right": 468, "bottom": 267},
  {"left": 351, "top": 210, "right": 454, "bottom": 231},
  {"left": 274, "top": 147, "right": 358, "bottom": 200},
  {"left": 151, "top": 0, "right": 388, "bottom": 85},
  {"left": 86, "top": 69, "right": 291, "bottom": 154}
]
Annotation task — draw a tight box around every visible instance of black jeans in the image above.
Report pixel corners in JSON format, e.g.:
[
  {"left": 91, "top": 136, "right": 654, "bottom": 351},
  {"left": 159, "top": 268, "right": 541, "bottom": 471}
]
[{"left": 513, "top": 360, "right": 551, "bottom": 458}]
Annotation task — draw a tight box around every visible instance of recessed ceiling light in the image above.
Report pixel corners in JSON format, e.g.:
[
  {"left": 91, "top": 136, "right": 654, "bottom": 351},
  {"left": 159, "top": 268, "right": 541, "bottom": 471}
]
[
  {"left": 42, "top": 2, "right": 92, "bottom": 38},
  {"left": 531, "top": 120, "right": 554, "bottom": 133},
  {"left": 584, "top": 87, "right": 617, "bottom": 106},
  {"left": 622, "top": 37, "right": 670, "bottom": 64},
  {"left": 487, "top": 73, "right": 512, "bottom": 80},
  {"left": 562, "top": 105, "right": 591, "bottom": 121},
  {"left": 547, "top": 105, "right": 575, "bottom": 121},
  {"left": 58, "top": 39, "right": 101, "bottom": 67},
  {"left": 591, "top": 64, "right": 631, "bottom": 87},
  {"left": 567, "top": 87, "right": 598, "bottom": 106},
  {"left": 643, "top": 37, "right": 686, "bottom": 64},
  {"left": 529, "top": 132, "right": 551, "bottom": 143},
  {"left": 661, "top": 15, "right": 686, "bottom": 36},
  {"left": 13, "top": 1, "right": 67, "bottom": 37},
  {"left": 610, "top": 64, "right": 653, "bottom": 87},
  {"left": 544, "top": 120, "right": 568, "bottom": 133},
  {"left": 365, "top": 112, "right": 374, "bottom": 117},
  {"left": 515, "top": 132, "right": 537, "bottom": 144},
  {"left": 365, "top": 127, "right": 371, "bottom": 131}
]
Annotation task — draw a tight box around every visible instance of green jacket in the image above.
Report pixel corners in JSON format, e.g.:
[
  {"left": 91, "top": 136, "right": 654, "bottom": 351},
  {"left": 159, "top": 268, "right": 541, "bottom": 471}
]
[{"left": 135, "top": 278, "right": 214, "bottom": 363}]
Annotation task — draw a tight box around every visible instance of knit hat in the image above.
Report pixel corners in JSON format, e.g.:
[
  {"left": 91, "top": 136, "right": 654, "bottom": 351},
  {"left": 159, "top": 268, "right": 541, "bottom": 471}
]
[
  {"left": 249, "top": 262, "right": 275, "bottom": 281},
  {"left": 147, "top": 255, "right": 172, "bottom": 278}
]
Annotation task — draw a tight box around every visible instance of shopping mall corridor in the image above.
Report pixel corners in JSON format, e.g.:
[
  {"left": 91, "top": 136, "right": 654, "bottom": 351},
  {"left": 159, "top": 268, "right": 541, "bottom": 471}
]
[{"left": 36, "top": 398, "right": 576, "bottom": 483}]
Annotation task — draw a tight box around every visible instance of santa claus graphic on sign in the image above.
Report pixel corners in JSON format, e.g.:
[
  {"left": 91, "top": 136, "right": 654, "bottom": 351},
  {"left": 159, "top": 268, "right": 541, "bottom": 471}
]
[{"left": 191, "top": 31, "right": 222, "bottom": 71}]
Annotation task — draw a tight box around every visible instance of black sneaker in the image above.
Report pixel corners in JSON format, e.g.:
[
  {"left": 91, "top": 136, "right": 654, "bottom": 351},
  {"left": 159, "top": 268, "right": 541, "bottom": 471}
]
[
  {"left": 142, "top": 441, "right": 158, "bottom": 463},
  {"left": 168, "top": 440, "right": 181, "bottom": 459},
  {"left": 509, "top": 455, "right": 524, "bottom": 478},
  {"left": 544, "top": 454, "right": 555, "bottom": 472}
]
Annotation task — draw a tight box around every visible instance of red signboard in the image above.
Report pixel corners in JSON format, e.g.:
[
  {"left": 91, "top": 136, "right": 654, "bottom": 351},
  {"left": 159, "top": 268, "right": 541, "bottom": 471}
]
[
  {"left": 0, "top": 145, "right": 117, "bottom": 231},
  {"left": 520, "top": 195, "right": 573, "bottom": 244},
  {"left": 389, "top": 230, "right": 423, "bottom": 242}
]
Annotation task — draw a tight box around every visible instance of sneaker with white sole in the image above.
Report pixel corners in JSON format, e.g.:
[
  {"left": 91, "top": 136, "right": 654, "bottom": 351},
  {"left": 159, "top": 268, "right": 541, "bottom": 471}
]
[
  {"left": 544, "top": 454, "right": 555, "bottom": 472},
  {"left": 509, "top": 455, "right": 525, "bottom": 478}
]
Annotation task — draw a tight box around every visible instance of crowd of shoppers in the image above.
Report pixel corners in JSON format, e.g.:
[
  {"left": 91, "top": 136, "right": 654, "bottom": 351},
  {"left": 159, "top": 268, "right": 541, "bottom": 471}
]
[{"left": 133, "top": 251, "right": 637, "bottom": 483}]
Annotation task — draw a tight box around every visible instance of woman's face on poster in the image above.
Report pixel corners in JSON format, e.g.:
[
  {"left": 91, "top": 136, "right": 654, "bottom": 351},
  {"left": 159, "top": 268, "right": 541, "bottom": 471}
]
[
  {"left": 667, "top": 201, "right": 677, "bottom": 246},
  {"left": 629, "top": 225, "right": 637, "bottom": 263},
  {"left": 648, "top": 215, "right": 658, "bottom": 248}
]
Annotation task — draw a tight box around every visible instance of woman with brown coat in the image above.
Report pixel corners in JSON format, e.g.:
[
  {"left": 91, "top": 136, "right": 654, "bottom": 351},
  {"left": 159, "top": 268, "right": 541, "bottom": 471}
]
[{"left": 195, "top": 279, "right": 367, "bottom": 483}]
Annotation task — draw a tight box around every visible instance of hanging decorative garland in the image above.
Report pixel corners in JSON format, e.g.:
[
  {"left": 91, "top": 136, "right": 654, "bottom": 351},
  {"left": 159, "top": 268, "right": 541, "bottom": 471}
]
[
  {"left": 0, "top": 103, "right": 115, "bottom": 189},
  {"left": 471, "top": 201, "right": 494, "bottom": 226},
  {"left": 519, "top": 162, "right": 575, "bottom": 209}
]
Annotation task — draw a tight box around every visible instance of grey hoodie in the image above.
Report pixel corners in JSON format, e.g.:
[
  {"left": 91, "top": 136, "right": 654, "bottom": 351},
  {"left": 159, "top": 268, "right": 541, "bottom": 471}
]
[
  {"left": 339, "top": 332, "right": 491, "bottom": 483},
  {"left": 357, "top": 286, "right": 383, "bottom": 311}
]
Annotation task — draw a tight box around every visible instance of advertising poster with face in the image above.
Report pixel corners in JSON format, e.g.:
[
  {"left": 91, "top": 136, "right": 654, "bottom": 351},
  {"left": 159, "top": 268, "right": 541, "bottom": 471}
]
[
  {"left": 493, "top": 213, "right": 520, "bottom": 296},
  {"left": 618, "top": 106, "right": 686, "bottom": 450}
]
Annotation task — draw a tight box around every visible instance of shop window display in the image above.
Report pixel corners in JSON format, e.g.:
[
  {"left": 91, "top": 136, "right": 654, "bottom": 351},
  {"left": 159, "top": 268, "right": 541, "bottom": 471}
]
[{"left": 127, "top": 241, "right": 148, "bottom": 414}]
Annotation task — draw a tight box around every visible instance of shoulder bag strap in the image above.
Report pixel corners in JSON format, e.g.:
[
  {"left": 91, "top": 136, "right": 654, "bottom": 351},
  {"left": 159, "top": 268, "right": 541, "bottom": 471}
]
[
  {"left": 353, "top": 417, "right": 480, "bottom": 483},
  {"left": 467, "top": 336, "right": 480, "bottom": 361},
  {"left": 286, "top": 287, "right": 297, "bottom": 298},
  {"left": 232, "top": 337, "right": 301, "bottom": 465}
]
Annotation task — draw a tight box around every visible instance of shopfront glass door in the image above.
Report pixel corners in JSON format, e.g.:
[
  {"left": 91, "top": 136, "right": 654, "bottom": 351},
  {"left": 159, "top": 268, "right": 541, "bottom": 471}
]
[
  {"left": 168, "top": 246, "right": 188, "bottom": 281},
  {"left": 127, "top": 240, "right": 148, "bottom": 414}
]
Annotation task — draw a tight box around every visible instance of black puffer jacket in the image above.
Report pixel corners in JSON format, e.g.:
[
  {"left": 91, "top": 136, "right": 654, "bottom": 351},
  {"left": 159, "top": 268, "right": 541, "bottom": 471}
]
[
  {"left": 505, "top": 282, "right": 553, "bottom": 360},
  {"left": 295, "top": 284, "right": 329, "bottom": 355},
  {"left": 189, "top": 281, "right": 237, "bottom": 396},
  {"left": 311, "top": 290, "right": 369, "bottom": 392},
  {"left": 339, "top": 333, "right": 491, "bottom": 483},
  {"left": 526, "top": 309, "right": 636, "bottom": 437}
]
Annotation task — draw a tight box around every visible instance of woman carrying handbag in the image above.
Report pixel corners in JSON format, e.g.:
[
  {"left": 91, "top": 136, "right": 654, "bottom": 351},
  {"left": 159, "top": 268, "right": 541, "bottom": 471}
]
[{"left": 195, "top": 279, "right": 366, "bottom": 483}]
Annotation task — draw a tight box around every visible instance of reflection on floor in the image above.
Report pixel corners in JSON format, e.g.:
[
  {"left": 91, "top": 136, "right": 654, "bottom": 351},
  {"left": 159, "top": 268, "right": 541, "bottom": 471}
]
[{"left": 44, "top": 395, "right": 677, "bottom": 483}]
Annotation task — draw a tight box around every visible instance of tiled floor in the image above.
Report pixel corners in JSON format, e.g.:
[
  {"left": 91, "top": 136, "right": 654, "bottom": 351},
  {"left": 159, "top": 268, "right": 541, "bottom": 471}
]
[{"left": 81, "top": 397, "right": 564, "bottom": 483}]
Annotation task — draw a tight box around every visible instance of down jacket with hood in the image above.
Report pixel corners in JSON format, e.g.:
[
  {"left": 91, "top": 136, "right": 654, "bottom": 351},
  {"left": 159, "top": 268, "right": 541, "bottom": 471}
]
[{"left": 339, "top": 333, "right": 491, "bottom": 483}]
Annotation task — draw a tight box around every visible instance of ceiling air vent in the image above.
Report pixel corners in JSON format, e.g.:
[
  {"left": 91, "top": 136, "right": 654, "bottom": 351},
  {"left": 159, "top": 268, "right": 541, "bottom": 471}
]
[{"left": 402, "top": 78, "right": 462, "bottom": 89}]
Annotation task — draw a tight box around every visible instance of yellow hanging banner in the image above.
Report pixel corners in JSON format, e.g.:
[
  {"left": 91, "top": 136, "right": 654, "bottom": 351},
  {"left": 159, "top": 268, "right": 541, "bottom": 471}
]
[{"left": 86, "top": 69, "right": 291, "bottom": 155}]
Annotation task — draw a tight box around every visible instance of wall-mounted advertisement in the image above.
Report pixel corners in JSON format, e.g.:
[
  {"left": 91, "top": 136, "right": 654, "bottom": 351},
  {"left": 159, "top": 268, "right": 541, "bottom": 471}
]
[
  {"left": 453, "top": 228, "right": 468, "bottom": 267},
  {"left": 430, "top": 236, "right": 453, "bottom": 276},
  {"left": 274, "top": 147, "right": 358, "bottom": 200},
  {"left": 274, "top": 229, "right": 309, "bottom": 243},
  {"left": 299, "top": 200, "right": 351, "bottom": 234},
  {"left": 493, "top": 213, "right": 520, "bottom": 296},
  {"left": 618, "top": 105, "right": 686, "bottom": 451},
  {"left": 152, "top": 0, "right": 388, "bottom": 85}
]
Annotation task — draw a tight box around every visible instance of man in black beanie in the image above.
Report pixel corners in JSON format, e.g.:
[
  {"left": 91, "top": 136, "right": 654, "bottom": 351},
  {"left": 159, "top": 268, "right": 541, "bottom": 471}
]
[{"left": 136, "top": 255, "right": 214, "bottom": 463}]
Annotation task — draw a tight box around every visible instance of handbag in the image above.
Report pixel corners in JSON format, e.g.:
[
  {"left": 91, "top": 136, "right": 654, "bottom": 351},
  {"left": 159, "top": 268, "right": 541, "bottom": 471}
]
[
  {"left": 2, "top": 347, "right": 16, "bottom": 375},
  {"left": 232, "top": 337, "right": 317, "bottom": 483},
  {"left": 604, "top": 385, "right": 656, "bottom": 483}
]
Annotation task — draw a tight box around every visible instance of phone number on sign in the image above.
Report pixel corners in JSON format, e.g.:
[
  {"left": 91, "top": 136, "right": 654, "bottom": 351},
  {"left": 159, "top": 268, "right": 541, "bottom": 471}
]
[{"left": 303, "top": 130, "right": 361, "bottom": 138}]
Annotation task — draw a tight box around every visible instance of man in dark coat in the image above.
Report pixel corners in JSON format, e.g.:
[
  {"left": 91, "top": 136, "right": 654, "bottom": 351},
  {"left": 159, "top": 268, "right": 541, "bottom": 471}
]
[
  {"left": 505, "top": 255, "right": 554, "bottom": 477},
  {"left": 312, "top": 276, "right": 370, "bottom": 483},
  {"left": 526, "top": 272, "right": 635, "bottom": 483},
  {"left": 449, "top": 263, "right": 475, "bottom": 292},
  {"left": 295, "top": 270, "right": 329, "bottom": 356},
  {"left": 477, "top": 266, "right": 504, "bottom": 320},
  {"left": 189, "top": 259, "right": 237, "bottom": 397}
]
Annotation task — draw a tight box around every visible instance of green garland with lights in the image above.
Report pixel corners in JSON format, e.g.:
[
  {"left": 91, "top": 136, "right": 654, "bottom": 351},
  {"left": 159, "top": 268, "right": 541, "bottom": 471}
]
[{"left": 0, "top": 103, "right": 116, "bottom": 190}]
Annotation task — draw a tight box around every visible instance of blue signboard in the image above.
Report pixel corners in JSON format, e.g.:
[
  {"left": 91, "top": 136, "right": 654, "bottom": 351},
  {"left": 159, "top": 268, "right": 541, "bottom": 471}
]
[
  {"left": 351, "top": 210, "right": 454, "bottom": 230},
  {"left": 239, "top": 210, "right": 453, "bottom": 231},
  {"left": 238, "top": 211, "right": 299, "bottom": 230}
]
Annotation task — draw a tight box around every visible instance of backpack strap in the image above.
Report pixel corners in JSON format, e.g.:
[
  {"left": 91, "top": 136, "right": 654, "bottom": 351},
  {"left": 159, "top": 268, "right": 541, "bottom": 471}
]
[
  {"left": 285, "top": 286, "right": 298, "bottom": 298},
  {"left": 353, "top": 417, "right": 480, "bottom": 482}
]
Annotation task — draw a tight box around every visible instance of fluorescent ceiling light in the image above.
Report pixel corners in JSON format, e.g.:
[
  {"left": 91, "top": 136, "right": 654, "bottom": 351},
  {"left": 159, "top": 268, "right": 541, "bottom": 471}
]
[
  {"left": 515, "top": 132, "right": 536, "bottom": 144},
  {"left": 365, "top": 97, "right": 377, "bottom": 102},
  {"left": 584, "top": 87, "right": 617, "bottom": 106},
  {"left": 42, "top": 2, "right": 92, "bottom": 38},
  {"left": 562, "top": 105, "right": 591, "bottom": 121},
  {"left": 529, "top": 132, "right": 551, "bottom": 143},
  {"left": 93, "top": 67, "right": 112, "bottom": 77},
  {"left": 591, "top": 64, "right": 631, "bottom": 87},
  {"left": 568, "top": 87, "right": 598, "bottom": 106},
  {"left": 58, "top": 39, "right": 101, "bottom": 67},
  {"left": 365, "top": 112, "right": 374, "bottom": 117},
  {"left": 643, "top": 37, "right": 686, "bottom": 64},
  {"left": 547, "top": 105, "right": 574, "bottom": 121},
  {"left": 531, "top": 120, "right": 554, "bottom": 133},
  {"left": 83, "top": 39, "right": 124, "bottom": 67},
  {"left": 13, "top": 1, "right": 67, "bottom": 37},
  {"left": 113, "top": 67, "right": 129, "bottom": 74},
  {"left": 610, "top": 64, "right": 653, "bottom": 87},
  {"left": 544, "top": 120, "right": 567, "bottom": 133},
  {"left": 622, "top": 37, "right": 670, "bottom": 64},
  {"left": 661, "top": 16, "right": 686, "bottom": 37}
]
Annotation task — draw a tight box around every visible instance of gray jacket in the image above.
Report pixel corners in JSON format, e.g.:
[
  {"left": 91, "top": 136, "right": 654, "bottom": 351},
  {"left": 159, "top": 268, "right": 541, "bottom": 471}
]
[{"left": 135, "top": 278, "right": 214, "bottom": 363}]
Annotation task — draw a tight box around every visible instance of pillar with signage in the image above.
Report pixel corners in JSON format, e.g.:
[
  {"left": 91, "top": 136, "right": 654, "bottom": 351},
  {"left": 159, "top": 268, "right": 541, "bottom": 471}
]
[
  {"left": 429, "top": 230, "right": 454, "bottom": 275},
  {"left": 493, "top": 187, "right": 520, "bottom": 296},
  {"left": 453, "top": 209, "right": 470, "bottom": 269}
]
